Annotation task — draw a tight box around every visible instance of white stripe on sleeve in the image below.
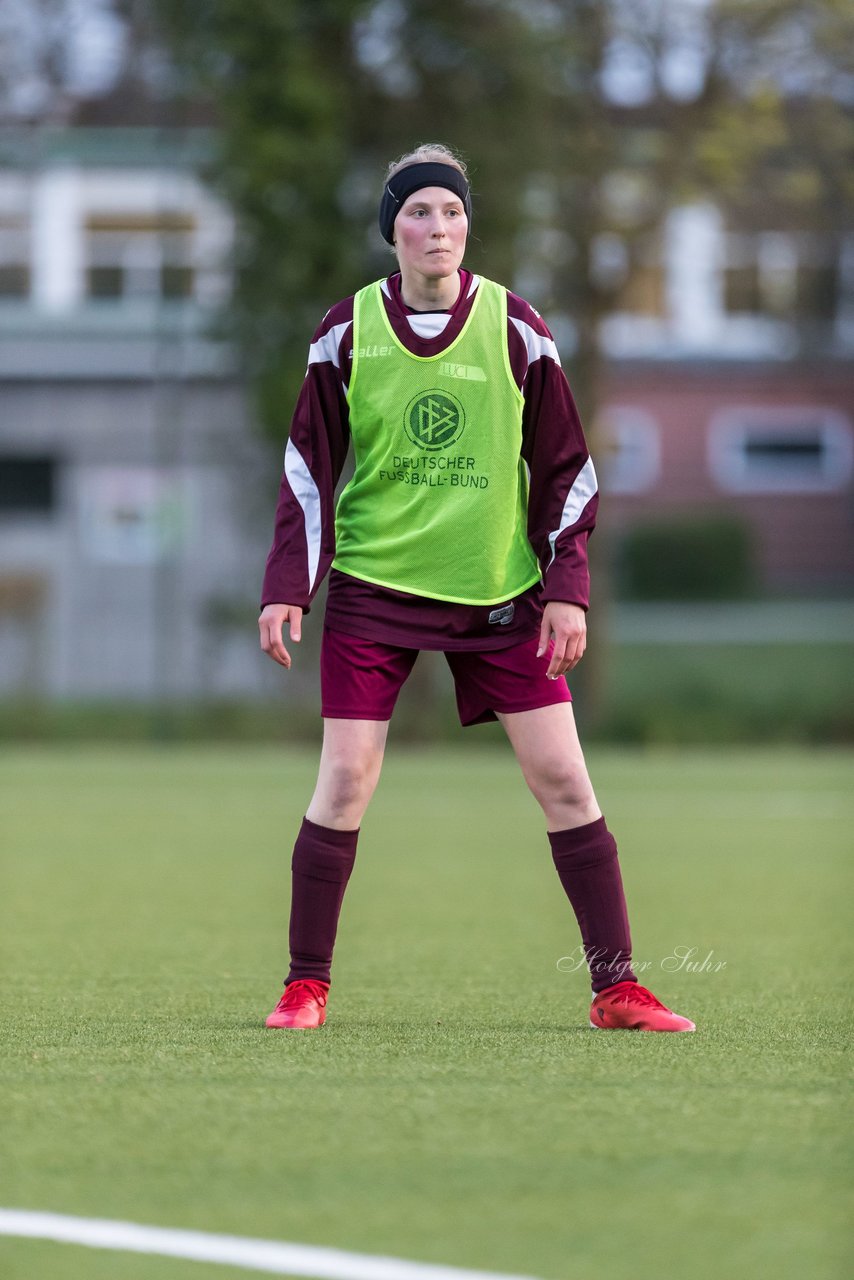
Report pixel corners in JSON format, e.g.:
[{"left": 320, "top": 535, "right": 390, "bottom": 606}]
[
  {"left": 306, "top": 322, "right": 350, "bottom": 371},
  {"left": 510, "top": 317, "right": 561, "bottom": 367},
  {"left": 547, "top": 456, "right": 597, "bottom": 567},
  {"left": 284, "top": 439, "right": 322, "bottom": 594}
]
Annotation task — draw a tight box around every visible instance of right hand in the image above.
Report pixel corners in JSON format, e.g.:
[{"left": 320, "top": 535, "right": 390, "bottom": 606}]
[{"left": 259, "top": 603, "right": 303, "bottom": 669}]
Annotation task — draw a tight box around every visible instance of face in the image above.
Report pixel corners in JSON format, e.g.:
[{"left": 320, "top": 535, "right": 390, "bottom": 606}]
[{"left": 393, "top": 186, "right": 468, "bottom": 280}]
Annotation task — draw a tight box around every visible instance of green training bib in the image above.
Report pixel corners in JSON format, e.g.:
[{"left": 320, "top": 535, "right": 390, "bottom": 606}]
[{"left": 332, "top": 277, "right": 541, "bottom": 605}]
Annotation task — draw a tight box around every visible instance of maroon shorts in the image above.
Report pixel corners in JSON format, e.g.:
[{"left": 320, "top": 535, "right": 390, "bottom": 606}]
[{"left": 320, "top": 627, "right": 572, "bottom": 727}]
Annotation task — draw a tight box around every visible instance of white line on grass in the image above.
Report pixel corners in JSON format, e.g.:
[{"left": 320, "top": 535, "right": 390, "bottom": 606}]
[{"left": 0, "top": 1210, "right": 543, "bottom": 1280}]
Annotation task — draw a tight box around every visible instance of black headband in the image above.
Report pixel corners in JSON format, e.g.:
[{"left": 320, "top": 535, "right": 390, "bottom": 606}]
[{"left": 379, "top": 162, "right": 472, "bottom": 245}]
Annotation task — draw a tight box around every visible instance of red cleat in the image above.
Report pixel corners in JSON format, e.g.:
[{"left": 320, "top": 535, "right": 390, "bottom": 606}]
[
  {"left": 590, "top": 981, "right": 695, "bottom": 1033},
  {"left": 265, "top": 979, "right": 329, "bottom": 1029}
]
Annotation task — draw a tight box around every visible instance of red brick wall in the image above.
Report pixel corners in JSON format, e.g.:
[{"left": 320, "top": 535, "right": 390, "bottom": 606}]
[{"left": 597, "top": 362, "right": 854, "bottom": 591}]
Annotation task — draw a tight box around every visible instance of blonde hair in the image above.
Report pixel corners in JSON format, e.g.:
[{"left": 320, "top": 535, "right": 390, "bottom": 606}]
[{"left": 385, "top": 143, "right": 469, "bottom": 183}]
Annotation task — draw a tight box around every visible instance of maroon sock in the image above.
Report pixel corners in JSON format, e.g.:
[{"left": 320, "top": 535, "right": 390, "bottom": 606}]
[
  {"left": 548, "top": 817, "right": 638, "bottom": 993},
  {"left": 285, "top": 817, "right": 358, "bottom": 986}
]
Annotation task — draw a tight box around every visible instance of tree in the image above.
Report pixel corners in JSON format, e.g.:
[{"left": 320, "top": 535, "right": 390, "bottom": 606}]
[
  {"left": 147, "top": 0, "right": 852, "bottom": 724},
  {"left": 151, "top": 1, "right": 628, "bottom": 433},
  {"left": 151, "top": 0, "right": 853, "bottom": 443},
  {"left": 6, "top": 0, "right": 846, "bottom": 722},
  {"left": 4, "top": 1, "right": 850, "bottom": 435}
]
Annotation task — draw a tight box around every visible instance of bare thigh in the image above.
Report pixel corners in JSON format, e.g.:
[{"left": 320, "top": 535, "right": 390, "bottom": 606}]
[
  {"left": 306, "top": 718, "right": 391, "bottom": 830},
  {"left": 498, "top": 702, "right": 601, "bottom": 832}
]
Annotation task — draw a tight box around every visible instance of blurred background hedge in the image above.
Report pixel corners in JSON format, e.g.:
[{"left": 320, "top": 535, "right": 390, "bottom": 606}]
[{"left": 616, "top": 514, "right": 755, "bottom": 601}]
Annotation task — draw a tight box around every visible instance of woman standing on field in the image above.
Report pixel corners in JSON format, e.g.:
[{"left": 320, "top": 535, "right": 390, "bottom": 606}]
[{"left": 259, "top": 143, "right": 695, "bottom": 1034}]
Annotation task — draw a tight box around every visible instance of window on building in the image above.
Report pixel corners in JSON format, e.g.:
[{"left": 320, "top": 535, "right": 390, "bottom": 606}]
[
  {"left": 796, "top": 263, "right": 838, "bottom": 322},
  {"left": 618, "top": 262, "right": 666, "bottom": 317},
  {"left": 708, "top": 408, "right": 853, "bottom": 493},
  {"left": 89, "top": 265, "right": 124, "bottom": 299},
  {"left": 591, "top": 230, "right": 666, "bottom": 318},
  {"left": 161, "top": 265, "right": 194, "bottom": 299},
  {"left": 0, "top": 216, "right": 30, "bottom": 299},
  {"left": 615, "top": 234, "right": 666, "bottom": 317},
  {"left": 598, "top": 407, "right": 661, "bottom": 493},
  {"left": 724, "top": 259, "right": 762, "bottom": 314},
  {"left": 84, "top": 213, "right": 197, "bottom": 302},
  {"left": 0, "top": 457, "right": 57, "bottom": 513},
  {"left": 724, "top": 231, "right": 842, "bottom": 322}
]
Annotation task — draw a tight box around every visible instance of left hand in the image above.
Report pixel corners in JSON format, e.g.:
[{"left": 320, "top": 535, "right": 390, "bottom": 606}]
[{"left": 537, "top": 601, "right": 587, "bottom": 679}]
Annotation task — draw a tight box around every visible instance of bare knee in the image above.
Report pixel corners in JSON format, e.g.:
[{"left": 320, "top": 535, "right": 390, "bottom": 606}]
[
  {"left": 499, "top": 706, "right": 600, "bottom": 830},
  {"left": 309, "top": 746, "right": 384, "bottom": 827},
  {"left": 523, "top": 754, "right": 599, "bottom": 826},
  {"left": 328, "top": 754, "right": 380, "bottom": 809},
  {"left": 527, "top": 757, "right": 592, "bottom": 807}
]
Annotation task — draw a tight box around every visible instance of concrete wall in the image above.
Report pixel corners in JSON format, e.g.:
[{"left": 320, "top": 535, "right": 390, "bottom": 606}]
[{"left": 0, "top": 366, "right": 287, "bottom": 701}]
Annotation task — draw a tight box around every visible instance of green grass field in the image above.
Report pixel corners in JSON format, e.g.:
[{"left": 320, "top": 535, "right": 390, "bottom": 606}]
[{"left": 1, "top": 745, "right": 851, "bottom": 1280}]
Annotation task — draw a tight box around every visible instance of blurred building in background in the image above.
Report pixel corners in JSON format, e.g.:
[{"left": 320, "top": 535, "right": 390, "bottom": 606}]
[
  {"left": 0, "top": 0, "right": 852, "bottom": 708},
  {"left": 0, "top": 127, "right": 278, "bottom": 702},
  {"left": 2, "top": 123, "right": 852, "bottom": 701},
  {"left": 596, "top": 202, "right": 854, "bottom": 597}
]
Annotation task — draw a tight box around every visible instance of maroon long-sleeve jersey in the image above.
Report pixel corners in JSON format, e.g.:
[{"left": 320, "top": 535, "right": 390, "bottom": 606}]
[{"left": 261, "top": 270, "right": 599, "bottom": 651}]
